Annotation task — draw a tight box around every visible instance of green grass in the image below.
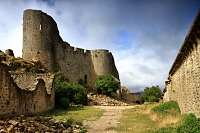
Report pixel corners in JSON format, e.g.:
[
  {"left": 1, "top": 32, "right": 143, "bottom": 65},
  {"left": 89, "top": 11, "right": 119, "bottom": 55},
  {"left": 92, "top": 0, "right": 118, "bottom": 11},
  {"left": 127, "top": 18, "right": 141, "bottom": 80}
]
[
  {"left": 117, "top": 102, "right": 184, "bottom": 133},
  {"left": 152, "top": 100, "right": 180, "bottom": 114},
  {"left": 41, "top": 106, "right": 104, "bottom": 124},
  {"left": 116, "top": 104, "right": 158, "bottom": 133}
]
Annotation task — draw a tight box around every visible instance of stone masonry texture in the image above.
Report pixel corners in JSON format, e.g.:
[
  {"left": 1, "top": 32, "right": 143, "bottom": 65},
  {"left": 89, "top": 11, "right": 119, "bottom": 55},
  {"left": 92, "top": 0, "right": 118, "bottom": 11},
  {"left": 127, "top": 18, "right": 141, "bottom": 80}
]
[
  {"left": 22, "top": 9, "right": 119, "bottom": 91},
  {"left": 163, "top": 9, "right": 200, "bottom": 117},
  {"left": 0, "top": 61, "right": 55, "bottom": 117}
]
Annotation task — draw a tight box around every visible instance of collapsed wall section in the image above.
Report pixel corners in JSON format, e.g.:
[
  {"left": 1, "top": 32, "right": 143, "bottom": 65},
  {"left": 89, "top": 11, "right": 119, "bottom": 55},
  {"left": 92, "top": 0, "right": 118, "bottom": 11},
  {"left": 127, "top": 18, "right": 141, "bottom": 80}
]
[
  {"left": 163, "top": 9, "right": 200, "bottom": 117},
  {"left": 0, "top": 61, "right": 55, "bottom": 117}
]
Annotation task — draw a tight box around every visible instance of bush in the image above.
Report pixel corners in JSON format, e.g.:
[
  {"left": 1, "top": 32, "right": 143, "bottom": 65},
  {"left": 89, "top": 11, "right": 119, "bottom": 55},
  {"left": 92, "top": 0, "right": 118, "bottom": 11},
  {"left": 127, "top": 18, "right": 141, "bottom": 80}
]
[
  {"left": 29, "top": 67, "right": 40, "bottom": 73},
  {"left": 142, "top": 85, "right": 161, "bottom": 102},
  {"left": 177, "top": 113, "right": 200, "bottom": 133},
  {"left": 55, "top": 82, "right": 69, "bottom": 106},
  {"left": 55, "top": 81, "right": 88, "bottom": 106},
  {"left": 153, "top": 100, "right": 180, "bottom": 113},
  {"left": 67, "top": 82, "right": 88, "bottom": 105},
  {"left": 95, "top": 74, "right": 119, "bottom": 95},
  {"left": 59, "top": 98, "right": 70, "bottom": 109}
]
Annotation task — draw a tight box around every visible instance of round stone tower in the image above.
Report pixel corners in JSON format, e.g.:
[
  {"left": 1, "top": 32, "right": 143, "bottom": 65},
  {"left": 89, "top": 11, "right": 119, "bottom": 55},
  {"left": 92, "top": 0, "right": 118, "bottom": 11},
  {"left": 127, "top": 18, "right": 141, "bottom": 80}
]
[
  {"left": 22, "top": 9, "right": 62, "bottom": 71},
  {"left": 91, "top": 49, "right": 119, "bottom": 80}
]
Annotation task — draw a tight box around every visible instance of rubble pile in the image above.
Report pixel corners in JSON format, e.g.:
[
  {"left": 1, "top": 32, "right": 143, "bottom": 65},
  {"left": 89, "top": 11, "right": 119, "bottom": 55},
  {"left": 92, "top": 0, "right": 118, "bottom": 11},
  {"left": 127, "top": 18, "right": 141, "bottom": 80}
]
[
  {"left": 0, "top": 115, "right": 84, "bottom": 133},
  {"left": 88, "top": 94, "right": 131, "bottom": 106}
]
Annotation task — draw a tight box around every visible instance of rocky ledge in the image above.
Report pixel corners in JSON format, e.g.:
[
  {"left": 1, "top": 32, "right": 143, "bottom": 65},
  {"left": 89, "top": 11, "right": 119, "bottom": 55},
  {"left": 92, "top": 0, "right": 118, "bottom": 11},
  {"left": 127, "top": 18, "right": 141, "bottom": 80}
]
[
  {"left": 88, "top": 94, "right": 132, "bottom": 106},
  {"left": 0, "top": 115, "right": 85, "bottom": 133}
]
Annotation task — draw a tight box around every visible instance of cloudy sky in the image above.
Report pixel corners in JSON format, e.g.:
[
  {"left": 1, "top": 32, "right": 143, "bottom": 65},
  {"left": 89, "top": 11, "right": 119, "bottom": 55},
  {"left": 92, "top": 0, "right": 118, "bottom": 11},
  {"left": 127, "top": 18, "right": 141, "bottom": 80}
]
[{"left": 0, "top": 0, "right": 199, "bottom": 92}]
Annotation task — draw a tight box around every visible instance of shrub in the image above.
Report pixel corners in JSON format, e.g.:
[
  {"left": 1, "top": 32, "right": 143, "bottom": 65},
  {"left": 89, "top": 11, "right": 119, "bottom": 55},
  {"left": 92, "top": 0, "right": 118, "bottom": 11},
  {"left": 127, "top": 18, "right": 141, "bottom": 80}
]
[
  {"left": 153, "top": 100, "right": 180, "bottom": 113},
  {"left": 55, "top": 81, "right": 69, "bottom": 106},
  {"left": 95, "top": 74, "right": 119, "bottom": 95},
  {"left": 142, "top": 85, "right": 161, "bottom": 102},
  {"left": 177, "top": 113, "right": 200, "bottom": 133},
  {"left": 29, "top": 67, "right": 40, "bottom": 73},
  {"left": 59, "top": 98, "right": 70, "bottom": 109},
  {"left": 55, "top": 71, "right": 65, "bottom": 82},
  {"left": 67, "top": 82, "right": 88, "bottom": 105},
  {"left": 55, "top": 81, "right": 88, "bottom": 106}
]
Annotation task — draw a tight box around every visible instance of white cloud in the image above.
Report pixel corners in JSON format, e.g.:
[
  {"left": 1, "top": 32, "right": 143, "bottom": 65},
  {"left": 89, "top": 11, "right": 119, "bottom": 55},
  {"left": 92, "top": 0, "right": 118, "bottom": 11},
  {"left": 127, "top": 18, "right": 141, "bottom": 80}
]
[{"left": 0, "top": 0, "right": 199, "bottom": 92}]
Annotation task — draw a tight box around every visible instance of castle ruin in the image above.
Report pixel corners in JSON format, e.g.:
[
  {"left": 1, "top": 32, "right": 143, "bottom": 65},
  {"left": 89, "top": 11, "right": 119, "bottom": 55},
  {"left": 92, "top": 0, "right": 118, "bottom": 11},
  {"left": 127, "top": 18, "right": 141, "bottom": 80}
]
[
  {"left": 163, "top": 9, "right": 200, "bottom": 117},
  {"left": 22, "top": 9, "right": 119, "bottom": 91},
  {"left": 0, "top": 59, "right": 55, "bottom": 117}
]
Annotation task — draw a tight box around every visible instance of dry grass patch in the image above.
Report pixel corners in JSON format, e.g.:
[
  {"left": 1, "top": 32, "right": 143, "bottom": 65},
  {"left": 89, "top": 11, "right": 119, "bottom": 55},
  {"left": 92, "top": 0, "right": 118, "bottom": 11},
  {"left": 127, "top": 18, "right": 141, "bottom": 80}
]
[{"left": 116, "top": 102, "right": 184, "bottom": 133}]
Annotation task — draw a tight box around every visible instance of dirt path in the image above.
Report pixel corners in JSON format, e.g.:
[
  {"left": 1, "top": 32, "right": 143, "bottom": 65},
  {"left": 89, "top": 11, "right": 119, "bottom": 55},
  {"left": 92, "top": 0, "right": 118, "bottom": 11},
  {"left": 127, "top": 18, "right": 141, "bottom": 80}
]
[{"left": 83, "top": 106, "right": 136, "bottom": 133}]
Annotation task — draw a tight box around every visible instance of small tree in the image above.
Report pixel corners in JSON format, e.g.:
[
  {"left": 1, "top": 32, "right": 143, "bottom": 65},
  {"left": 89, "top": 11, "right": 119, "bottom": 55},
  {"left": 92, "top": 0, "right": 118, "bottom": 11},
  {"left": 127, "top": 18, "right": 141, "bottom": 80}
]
[
  {"left": 95, "top": 74, "right": 120, "bottom": 95},
  {"left": 142, "top": 85, "right": 161, "bottom": 102}
]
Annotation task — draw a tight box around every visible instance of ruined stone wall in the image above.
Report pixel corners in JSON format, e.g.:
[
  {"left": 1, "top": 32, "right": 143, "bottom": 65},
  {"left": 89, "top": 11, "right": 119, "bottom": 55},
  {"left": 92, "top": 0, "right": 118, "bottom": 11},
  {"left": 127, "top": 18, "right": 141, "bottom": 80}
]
[
  {"left": 163, "top": 9, "right": 200, "bottom": 117},
  {"left": 22, "top": 9, "right": 119, "bottom": 90},
  {"left": 55, "top": 42, "right": 96, "bottom": 88},
  {"left": 0, "top": 62, "right": 55, "bottom": 117}
]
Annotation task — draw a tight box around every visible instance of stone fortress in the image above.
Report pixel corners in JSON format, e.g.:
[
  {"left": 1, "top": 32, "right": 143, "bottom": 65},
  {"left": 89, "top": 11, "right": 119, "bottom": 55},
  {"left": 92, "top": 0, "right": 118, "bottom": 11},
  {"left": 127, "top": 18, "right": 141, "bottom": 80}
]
[
  {"left": 163, "top": 9, "right": 200, "bottom": 117},
  {"left": 0, "top": 9, "right": 122, "bottom": 117},
  {"left": 22, "top": 9, "right": 119, "bottom": 90}
]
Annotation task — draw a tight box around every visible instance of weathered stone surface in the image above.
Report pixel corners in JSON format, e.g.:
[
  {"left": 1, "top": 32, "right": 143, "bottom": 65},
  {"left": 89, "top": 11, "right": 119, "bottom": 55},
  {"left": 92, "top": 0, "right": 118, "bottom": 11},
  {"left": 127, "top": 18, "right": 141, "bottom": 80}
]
[
  {"left": 22, "top": 9, "right": 119, "bottom": 92},
  {"left": 163, "top": 9, "right": 200, "bottom": 117},
  {"left": 0, "top": 57, "right": 55, "bottom": 117},
  {"left": 5, "top": 49, "right": 14, "bottom": 57}
]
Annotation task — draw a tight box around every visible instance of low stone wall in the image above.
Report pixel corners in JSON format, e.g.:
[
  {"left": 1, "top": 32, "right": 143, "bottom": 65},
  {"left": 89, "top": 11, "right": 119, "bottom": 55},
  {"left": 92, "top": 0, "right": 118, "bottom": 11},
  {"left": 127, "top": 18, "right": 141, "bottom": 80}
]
[
  {"left": 0, "top": 62, "right": 55, "bottom": 117},
  {"left": 121, "top": 93, "right": 142, "bottom": 103}
]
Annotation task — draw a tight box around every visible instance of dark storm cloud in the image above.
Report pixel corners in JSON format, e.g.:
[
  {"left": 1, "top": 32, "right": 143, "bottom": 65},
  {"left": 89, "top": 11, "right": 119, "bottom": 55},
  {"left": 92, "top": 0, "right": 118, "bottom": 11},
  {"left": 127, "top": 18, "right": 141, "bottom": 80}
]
[{"left": 0, "top": 0, "right": 199, "bottom": 92}]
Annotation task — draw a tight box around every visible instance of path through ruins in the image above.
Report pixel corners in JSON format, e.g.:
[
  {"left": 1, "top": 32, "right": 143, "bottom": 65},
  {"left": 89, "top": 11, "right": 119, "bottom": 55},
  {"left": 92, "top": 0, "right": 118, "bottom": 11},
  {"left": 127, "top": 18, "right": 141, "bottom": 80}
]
[{"left": 83, "top": 106, "right": 136, "bottom": 133}]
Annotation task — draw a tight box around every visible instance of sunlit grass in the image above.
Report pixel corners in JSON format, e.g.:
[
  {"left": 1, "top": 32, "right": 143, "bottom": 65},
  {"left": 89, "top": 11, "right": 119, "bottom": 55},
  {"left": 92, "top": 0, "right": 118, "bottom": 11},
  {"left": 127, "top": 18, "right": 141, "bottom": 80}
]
[
  {"left": 41, "top": 106, "right": 104, "bottom": 124},
  {"left": 117, "top": 102, "right": 185, "bottom": 133}
]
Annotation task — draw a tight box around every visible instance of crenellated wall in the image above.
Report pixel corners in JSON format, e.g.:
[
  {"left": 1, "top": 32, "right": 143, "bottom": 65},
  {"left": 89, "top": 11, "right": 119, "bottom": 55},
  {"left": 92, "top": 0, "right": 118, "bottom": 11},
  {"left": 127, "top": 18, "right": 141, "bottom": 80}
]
[
  {"left": 22, "top": 9, "right": 119, "bottom": 90},
  {"left": 163, "top": 9, "right": 200, "bottom": 117},
  {"left": 0, "top": 61, "right": 55, "bottom": 117}
]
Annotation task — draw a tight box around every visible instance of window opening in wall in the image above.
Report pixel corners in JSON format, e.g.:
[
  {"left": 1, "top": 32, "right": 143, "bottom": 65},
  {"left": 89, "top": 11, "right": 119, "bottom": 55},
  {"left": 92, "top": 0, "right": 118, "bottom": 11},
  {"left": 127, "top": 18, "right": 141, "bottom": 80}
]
[
  {"left": 84, "top": 75, "right": 87, "bottom": 85},
  {"left": 40, "top": 24, "right": 41, "bottom": 30}
]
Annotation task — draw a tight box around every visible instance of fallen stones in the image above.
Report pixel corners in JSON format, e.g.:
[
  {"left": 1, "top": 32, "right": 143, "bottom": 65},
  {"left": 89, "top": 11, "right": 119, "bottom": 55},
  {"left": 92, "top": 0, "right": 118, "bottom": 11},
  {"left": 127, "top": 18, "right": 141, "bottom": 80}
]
[
  {"left": 88, "top": 93, "right": 131, "bottom": 106},
  {"left": 0, "top": 115, "right": 84, "bottom": 133}
]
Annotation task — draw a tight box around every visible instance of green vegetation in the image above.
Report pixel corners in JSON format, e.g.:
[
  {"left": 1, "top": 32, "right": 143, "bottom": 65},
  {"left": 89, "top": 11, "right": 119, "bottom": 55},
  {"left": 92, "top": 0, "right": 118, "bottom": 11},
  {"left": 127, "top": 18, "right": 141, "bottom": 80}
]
[
  {"left": 176, "top": 113, "right": 200, "bottom": 133},
  {"left": 55, "top": 81, "right": 88, "bottom": 107},
  {"left": 55, "top": 72, "right": 88, "bottom": 108},
  {"left": 142, "top": 85, "right": 162, "bottom": 102},
  {"left": 117, "top": 101, "right": 185, "bottom": 133},
  {"left": 42, "top": 106, "right": 104, "bottom": 126},
  {"left": 95, "top": 74, "right": 119, "bottom": 95},
  {"left": 152, "top": 100, "right": 180, "bottom": 114},
  {"left": 29, "top": 67, "right": 40, "bottom": 73},
  {"left": 59, "top": 98, "right": 70, "bottom": 109}
]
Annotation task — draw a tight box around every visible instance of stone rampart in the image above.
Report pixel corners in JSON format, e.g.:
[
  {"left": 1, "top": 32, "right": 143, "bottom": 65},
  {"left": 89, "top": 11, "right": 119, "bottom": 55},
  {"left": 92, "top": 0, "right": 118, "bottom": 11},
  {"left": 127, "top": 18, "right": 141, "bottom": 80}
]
[
  {"left": 163, "top": 9, "right": 200, "bottom": 117},
  {"left": 0, "top": 61, "right": 55, "bottom": 117},
  {"left": 22, "top": 9, "right": 119, "bottom": 90}
]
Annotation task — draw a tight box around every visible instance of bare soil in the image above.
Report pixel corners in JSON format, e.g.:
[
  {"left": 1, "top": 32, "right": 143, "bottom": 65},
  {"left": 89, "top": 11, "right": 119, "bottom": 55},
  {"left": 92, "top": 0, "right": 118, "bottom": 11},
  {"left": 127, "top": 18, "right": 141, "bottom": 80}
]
[{"left": 83, "top": 106, "right": 136, "bottom": 133}]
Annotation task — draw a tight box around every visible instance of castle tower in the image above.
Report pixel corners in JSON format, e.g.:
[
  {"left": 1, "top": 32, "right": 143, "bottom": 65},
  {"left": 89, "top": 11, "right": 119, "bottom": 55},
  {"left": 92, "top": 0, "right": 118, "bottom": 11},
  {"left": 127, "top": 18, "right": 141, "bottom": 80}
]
[
  {"left": 91, "top": 49, "right": 119, "bottom": 80},
  {"left": 22, "top": 9, "right": 62, "bottom": 71}
]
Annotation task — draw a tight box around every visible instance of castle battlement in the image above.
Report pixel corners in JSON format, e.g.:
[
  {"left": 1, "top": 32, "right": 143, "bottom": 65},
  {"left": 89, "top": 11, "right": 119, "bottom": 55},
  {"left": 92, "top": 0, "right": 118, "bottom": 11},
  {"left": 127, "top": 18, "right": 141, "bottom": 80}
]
[{"left": 22, "top": 9, "right": 119, "bottom": 90}]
